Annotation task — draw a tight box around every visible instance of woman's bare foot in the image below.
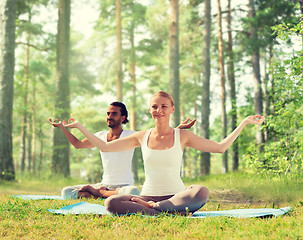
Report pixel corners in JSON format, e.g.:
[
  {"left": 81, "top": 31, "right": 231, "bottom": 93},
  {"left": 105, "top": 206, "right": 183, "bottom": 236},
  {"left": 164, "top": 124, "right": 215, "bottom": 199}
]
[{"left": 131, "top": 197, "right": 155, "bottom": 208}]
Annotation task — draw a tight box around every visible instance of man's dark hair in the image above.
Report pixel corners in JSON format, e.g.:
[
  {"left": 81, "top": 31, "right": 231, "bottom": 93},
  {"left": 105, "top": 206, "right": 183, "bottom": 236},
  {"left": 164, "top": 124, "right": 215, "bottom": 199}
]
[{"left": 110, "top": 102, "right": 129, "bottom": 124}]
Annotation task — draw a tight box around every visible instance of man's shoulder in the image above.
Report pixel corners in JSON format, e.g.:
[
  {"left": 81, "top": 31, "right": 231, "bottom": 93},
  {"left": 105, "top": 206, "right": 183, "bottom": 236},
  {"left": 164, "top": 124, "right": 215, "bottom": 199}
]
[
  {"left": 122, "top": 129, "right": 136, "bottom": 136},
  {"left": 94, "top": 130, "right": 108, "bottom": 138}
]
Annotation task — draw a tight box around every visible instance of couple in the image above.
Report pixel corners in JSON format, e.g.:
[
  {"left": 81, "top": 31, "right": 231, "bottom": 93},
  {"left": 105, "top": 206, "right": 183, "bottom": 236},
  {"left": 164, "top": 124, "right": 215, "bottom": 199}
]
[
  {"left": 50, "top": 91, "right": 264, "bottom": 215},
  {"left": 50, "top": 101, "right": 196, "bottom": 199}
]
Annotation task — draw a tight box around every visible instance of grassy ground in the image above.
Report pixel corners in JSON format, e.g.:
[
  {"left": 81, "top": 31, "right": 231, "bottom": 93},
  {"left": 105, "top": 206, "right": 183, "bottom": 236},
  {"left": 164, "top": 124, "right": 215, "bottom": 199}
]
[{"left": 0, "top": 173, "right": 302, "bottom": 239}]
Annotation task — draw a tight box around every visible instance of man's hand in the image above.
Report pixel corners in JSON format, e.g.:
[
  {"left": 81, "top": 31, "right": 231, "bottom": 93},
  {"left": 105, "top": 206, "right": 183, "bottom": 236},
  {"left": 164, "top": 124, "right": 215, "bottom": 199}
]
[
  {"left": 177, "top": 118, "right": 197, "bottom": 130},
  {"left": 61, "top": 118, "right": 79, "bottom": 129},
  {"left": 49, "top": 118, "right": 63, "bottom": 127},
  {"left": 79, "top": 185, "right": 106, "bottom": 198}
]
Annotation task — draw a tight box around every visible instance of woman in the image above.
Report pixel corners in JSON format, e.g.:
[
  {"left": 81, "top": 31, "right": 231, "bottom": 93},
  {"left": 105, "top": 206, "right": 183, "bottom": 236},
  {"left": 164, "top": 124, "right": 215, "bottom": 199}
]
[{"left": 61, "top": 91, "right": 264, "bottom": 215}]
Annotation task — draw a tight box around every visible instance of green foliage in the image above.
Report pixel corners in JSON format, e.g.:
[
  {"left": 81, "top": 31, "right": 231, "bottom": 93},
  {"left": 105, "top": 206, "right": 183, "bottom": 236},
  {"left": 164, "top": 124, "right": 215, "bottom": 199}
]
[
  {"left": 243, "top": 21, "right": 303, "bottom": 176},
  {"left": 68, "top": 99, "right": 108, "bottom": 182},
  {"left": 70, "top": 31, "right": 101, "bottom": 98},
  {"left": 10, "top": 0, "right": 302, "bottom": 180},
  {"left": 240, "top": 0, "right": 297, "bottom": 55}
]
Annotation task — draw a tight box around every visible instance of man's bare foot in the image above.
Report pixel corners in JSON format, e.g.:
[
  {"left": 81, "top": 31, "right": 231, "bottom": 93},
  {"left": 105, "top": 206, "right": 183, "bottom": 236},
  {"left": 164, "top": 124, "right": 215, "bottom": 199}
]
[
  {"left": 78, "top": 191, "right": 98, "bottom": 199},
  {"left": 98, "top": 186, "right": 109, "bottom": 197}
]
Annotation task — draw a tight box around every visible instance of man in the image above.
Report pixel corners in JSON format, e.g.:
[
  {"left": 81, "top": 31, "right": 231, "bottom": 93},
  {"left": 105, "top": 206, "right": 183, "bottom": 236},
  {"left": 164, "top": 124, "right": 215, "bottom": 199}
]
[{"left": 50, "top": 102, "right": 196, "bottom": 199}]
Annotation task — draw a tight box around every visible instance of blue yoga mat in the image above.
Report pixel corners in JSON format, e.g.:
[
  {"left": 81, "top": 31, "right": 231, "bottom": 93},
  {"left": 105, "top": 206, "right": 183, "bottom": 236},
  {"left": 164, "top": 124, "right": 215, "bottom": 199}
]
[
  {"left": 12, "top": 195, "right": 64, "bottom": 200},
  {"left": 48, "top": 201, "right": 110, "bottom": 215},
  {"left": 48, "top": 201, "right": 292, "bottom": 218},
  {"left": 192, "top": 207, "right": 292, "bottom": 218}
]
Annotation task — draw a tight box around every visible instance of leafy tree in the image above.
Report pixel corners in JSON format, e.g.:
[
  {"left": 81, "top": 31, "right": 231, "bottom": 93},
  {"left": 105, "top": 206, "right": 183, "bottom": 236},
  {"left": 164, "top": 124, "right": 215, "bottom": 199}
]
[
  {"left": 15, "top": 0, "right": 49, "bottom": 173},
  {"left": 227, "top": 0, "right": 239, "bottom": 171},
  {"left": 178, "top": 0, "right": 204, "bottom": 177},
  {"left": 243, "top": 21, "right": 303, "bottom": 176},
  {"left": 139, "top": 0, "right": 169, "bottom": 93},
  {"left": 122, "top": 0, "right": 144, "bottom": 181},
  {"left": 52, "top": 0, "right": 71, "bottom": 177},
  {"left": 116, "top": 0, "right": 123, "bottom": 101},
  {"left": 200, "top": 0, "right": 211, "bottom": 175},
  {"left": 248, "top": 0, "right": 264, "bottom": 146},
  {"left": 169, "top": 0, "right": 180, "bottom": 127},
  {"left": 216, "top": 0, "right": 228, "bottom": 173},
  {"left": 0, "top": 0, "right": 17, "bottom": 181},
  {"left": 240, "top": 0, "right": 297, "bottom": 147}
]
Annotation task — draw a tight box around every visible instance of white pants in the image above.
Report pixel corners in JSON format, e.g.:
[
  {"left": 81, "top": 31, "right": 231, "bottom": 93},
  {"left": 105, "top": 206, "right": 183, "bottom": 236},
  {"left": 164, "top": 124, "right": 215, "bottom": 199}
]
[{"left": 61, "top": 183, "right": 139, "bottom": 199}]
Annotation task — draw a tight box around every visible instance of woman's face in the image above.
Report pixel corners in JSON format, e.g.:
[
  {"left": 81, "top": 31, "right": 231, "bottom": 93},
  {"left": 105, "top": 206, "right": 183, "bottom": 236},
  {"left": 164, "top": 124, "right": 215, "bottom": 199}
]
[{"left": 149, "top": 95, "right": 175, "bottom": 122}]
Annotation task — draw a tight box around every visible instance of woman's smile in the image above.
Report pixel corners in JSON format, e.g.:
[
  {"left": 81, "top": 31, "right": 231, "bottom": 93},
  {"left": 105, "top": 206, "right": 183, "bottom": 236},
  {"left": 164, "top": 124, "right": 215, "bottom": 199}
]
[
  {"left": 149, "top": 95, "right": 175, "bottom": 121},
  {"left": 154, "top": 114, "right": 164, "bottom": 118}
]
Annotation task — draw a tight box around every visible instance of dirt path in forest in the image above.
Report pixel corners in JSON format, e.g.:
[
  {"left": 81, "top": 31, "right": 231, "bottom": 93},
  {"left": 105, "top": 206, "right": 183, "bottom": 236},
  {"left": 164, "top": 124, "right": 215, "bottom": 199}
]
[{"left": 208, "top": 189, "right": 266, "bottom": 207}]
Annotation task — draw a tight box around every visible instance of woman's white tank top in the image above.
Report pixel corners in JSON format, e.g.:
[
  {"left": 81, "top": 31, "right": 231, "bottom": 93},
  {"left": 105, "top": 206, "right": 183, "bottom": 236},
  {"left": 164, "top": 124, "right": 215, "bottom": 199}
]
[{"left": 140, "top": 128, "right": 186, "bottom": 196}]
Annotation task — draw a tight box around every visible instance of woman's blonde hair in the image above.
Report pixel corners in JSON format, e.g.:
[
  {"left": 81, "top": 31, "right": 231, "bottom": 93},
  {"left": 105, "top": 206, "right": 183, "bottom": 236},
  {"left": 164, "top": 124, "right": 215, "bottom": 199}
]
[{"left": 151, "top": 91, "right": 174, "bottom": 106}]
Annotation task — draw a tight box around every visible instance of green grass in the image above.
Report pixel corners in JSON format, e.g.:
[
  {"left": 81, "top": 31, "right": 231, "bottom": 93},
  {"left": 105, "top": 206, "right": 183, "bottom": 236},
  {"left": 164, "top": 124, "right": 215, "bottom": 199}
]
[{"left": 0, "top": 173, "right": 302, "bottom": 239}]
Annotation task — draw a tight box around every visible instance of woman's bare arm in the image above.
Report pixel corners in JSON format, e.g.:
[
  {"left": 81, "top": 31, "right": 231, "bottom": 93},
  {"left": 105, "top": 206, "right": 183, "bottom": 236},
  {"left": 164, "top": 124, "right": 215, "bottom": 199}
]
[
  {"left": 182, "top": 115, "right": 264, "bottom": 153},
  {"left": 63, "top": 120, "right": 143, "bottom": 152}
]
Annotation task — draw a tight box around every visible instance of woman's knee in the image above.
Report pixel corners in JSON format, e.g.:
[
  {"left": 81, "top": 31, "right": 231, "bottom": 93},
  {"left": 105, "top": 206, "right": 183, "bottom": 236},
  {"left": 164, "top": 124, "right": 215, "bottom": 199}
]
[
  {"left": 105, "top": 195, "right": 131, "bottom": 213},
  {"left": 188, "top": 185, "right": 209, "bottom": 202},
  {"left": 104, "top": 195, "right": 119, "bottom": 212}
]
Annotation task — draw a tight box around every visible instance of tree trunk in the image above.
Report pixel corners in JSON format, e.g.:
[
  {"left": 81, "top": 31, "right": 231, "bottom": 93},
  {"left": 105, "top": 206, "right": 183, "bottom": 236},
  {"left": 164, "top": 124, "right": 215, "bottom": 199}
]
[
  {"left": 20, "top": 31, "right": 31, "bottom": 173},
  {"left": 169, "top": 0, "right": 180, "bottom": 127},
  {"left": 27, "top": 115, "right": 32, "bottom": 171},
  {"left": 200, "top": 0, "right": 211, "bottom": 175},
  {"left": 180, "top": 105, "right": 186, "bottom": 177},
  {"left": 300, "top": 0, "right": 303, "bottom": 37},
  {"left": 269, "top": 46, "right": 277, "bottom": 142},
  {"left": 299, "top": 1, "right": 303, "bottom": 71},
  {"left": 248, "top": 0, "right": 264, "bottom": 147},
  {"left": 32, "top": 77, "right": 37, "bottom": 173},
  {"left": 38, "top": 125, "right": 43, "bottom": 178},
  {"left": 227, "top": 0, "right": 238, "bottom": 171},
  {"left": 129, "top": 3, "right": 138, "bottom": 182},
  {"left": 116, "top": 0, "right": 123, "bottom": 101},
  {"left": 263, "top": 46, "right": 272, "bottom": 142},
  {"left": 52, "top": 0, "right": 71, "bottom": 177},
  {"left": 217, "top": 0, "right": 228, "bottom": 173},
  {"left": 0, "top": 0, "right": 16, "bottom": 181}
]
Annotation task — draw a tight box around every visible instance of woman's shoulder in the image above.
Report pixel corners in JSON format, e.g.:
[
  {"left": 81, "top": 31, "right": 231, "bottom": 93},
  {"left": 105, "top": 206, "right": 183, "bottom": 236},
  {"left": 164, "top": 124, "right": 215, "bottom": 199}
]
[
  {"left": 179, "top": 129, "right": 198, "bottom": 148},
  {"left": 131, "top": 129, "right": 150, "bottom": 145},
  {"left": 179, "top": 129, "right": 195, "bottom": 140},
  {"left": 131, "top": 129, "right": 149, "bottom": 138},
  {"left": 179, "top": 128, "right": 193, "bottom": 135}
]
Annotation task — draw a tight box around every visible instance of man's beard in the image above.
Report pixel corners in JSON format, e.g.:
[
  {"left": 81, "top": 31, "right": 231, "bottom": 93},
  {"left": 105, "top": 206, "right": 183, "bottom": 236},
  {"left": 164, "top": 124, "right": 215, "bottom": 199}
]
[{"left": 107, "top": 119, "right": 120, "bottom": 128}]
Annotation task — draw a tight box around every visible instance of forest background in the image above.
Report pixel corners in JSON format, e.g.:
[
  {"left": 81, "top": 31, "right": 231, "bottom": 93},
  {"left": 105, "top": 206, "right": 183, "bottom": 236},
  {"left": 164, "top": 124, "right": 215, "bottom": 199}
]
[{"left": 0, "top": 0, "right": 302, "bottom": 184}]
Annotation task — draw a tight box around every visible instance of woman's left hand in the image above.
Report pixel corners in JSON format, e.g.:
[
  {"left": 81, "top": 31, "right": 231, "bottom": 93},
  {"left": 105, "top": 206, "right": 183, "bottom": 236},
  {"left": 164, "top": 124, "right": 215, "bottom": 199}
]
[
  {"left": 178, "top": 118, "right": 197, "bottom": 130},
  {"left": 244, "top": 115, "right": 265, "bottom": 125}
]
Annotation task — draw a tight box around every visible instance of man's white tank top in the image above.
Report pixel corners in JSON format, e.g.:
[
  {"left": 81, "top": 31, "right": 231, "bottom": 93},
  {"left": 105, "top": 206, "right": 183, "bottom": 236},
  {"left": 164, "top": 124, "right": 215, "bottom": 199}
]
[
  {"left": 94, "top": 130, "right": 135, "bottom": 186},
  {"left": 140, "top": 128, "right": 186, "bottom": 196}
]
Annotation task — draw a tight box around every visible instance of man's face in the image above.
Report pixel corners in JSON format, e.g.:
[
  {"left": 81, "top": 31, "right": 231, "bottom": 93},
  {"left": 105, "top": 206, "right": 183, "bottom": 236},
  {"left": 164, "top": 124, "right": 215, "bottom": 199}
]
[{"left": 106, "top": 105, "right": 125, "bottom": 128}]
